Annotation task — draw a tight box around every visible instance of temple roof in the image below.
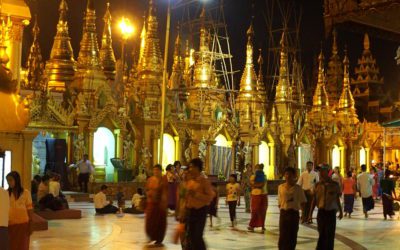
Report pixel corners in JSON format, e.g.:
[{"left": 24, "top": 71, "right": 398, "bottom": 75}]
[
  {"left": 312, "top": 51, "right": 330, "bottom": 110},
  {"left": 239, "top": 22, "right": 257, "bottom": 93}
]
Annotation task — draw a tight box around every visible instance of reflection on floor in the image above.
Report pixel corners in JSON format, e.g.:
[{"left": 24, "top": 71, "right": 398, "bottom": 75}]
[{"left": 31, "top": 196, "right": 400, "bottom": 250}]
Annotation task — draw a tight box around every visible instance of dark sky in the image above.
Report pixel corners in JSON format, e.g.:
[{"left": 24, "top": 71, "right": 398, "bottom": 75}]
[{"left": 24, "top": 0, "right": 399, "bottom": 100}]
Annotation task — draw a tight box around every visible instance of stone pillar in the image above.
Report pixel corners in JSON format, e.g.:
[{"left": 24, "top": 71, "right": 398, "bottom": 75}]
[{"left": 22, "top": 130, "right": 37, "bottom": 188}]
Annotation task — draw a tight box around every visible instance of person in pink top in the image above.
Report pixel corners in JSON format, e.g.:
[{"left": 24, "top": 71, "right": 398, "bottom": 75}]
[
  {"left": 342, "top": 171, "right": 356, "bottom": 218},
  {"left": 370, "top": 168, "right": 379, "bottom": 200}
]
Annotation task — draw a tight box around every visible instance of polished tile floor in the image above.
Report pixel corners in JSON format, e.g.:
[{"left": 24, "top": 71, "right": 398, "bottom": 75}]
[{"left": 31, "top": 196, "right": 400, "bottom": 250}]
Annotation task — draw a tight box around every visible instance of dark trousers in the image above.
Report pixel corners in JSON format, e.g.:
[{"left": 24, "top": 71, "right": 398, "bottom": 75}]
[
  {"left": 187, "top": 206, "right": 208, "bottom": 250},
  {"left": 303, "top": 190, "right": 313, "bottom": 221},
  {"left": 228, "top": 201, "right": 237, "bottom": 222},
  {"left": 96, "top": 204, "right": 118, "bottom": 214},
  {"left": 0, "top": 227, "right": 9, "bottom": 250},
  {"left": 78, "top": 173, "right": 90, "bottom": 193},
  {"left": 279, "top": 209, "right": 299, "bottom": 250},
  {"left": 316, "top": 209, "right": 337, "bottom": 250}
]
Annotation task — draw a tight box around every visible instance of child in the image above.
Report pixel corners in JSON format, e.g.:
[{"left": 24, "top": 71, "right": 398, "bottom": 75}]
[
  {"left": 278, "top": 167, "right": 306, "bottom": 250},
  {"left": 226, "top": 174, "right": 240, "bottom": 228},
  {"left": 208, "top": 182, "right": 219, "bottom": 227},
  {"left": 115, "top": 186, "right": 125, "bottom": 209}
]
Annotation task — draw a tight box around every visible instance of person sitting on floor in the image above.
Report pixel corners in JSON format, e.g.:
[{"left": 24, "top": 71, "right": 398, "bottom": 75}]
[
  {"left": 38, "top": 175, "right": 63, "bottom": 211},
  {"left": 31, "top": 175, "right": 41, "bottom": 204},
  {"left": 94, "top": 185, "right": 118, "bottom": 214},
  {"left": 124, "top": 188, "right": 145, "bottom": 214},
  {"left": 49, "top": 174, "right": 69, "bottom": 209}
]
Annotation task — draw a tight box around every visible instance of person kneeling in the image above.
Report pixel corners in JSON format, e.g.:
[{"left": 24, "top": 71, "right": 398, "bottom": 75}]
[
  {"left": 94, "top": 185, "right": 118, "bottom": 214},
  {"left": 124, "top": 188, "right": 145, "bottom": 214}
]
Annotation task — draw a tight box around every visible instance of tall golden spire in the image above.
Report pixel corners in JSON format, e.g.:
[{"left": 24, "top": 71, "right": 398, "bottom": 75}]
[
  {"left": 257, "top": 48, "right": 267, "bottom": 101},
  {"left": 338, "top": 50, "right": 355, "bottom": 110},
  {"left": 239, "top": 22, "right": 257, "bottom": 93},
  {"left": 326, "top": 29, "right": 343, "bottom": 105},
  {"left": 100, "top": 2, "right": 116, "bottom": 81},
  {"left": 25, "top": 15, "right": 44, "bottom": 91},
  {"left": 45, "top": 0, "right": 76, "bottom": 92},
  {"left": 77, "top": 0, "right": 102, "bottom": 70},
  {"left": 137, "top": 0, "right": 163, "bottom": 77},
  {"left": 312, "top": 50, "right": 330, "bottom": 110},
  {"left": 169, "top": 25, "right": 184, "bottom": 90},
  {"left": 275, "top": 32, "right": 289, "bottom": 102},
  {"left": 137, "top": 17, "right": 146, "bottom": 70},
  {"left": 193, "top": 6, "right": 213, "bottom": 88}
]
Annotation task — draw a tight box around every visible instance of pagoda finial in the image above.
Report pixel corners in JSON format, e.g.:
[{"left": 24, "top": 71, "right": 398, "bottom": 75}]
[
  {"left": 77, "top": 0, "right": 102, "bottom": 69},
  {"left": 332, "top": 29, "right": 338, "bottom": 55},
  {"left": 25, "top": 15, "right": 44, "bottom": 90},
  {"left": 169, "top": 24, "right": 183, "bottom": 89},
  {"left": 363, "top": 33, "right": 370, "bottom": 51},
  {"left": 257, "top": 48, "right": 264, "bottom": 84},
  {"left": 275, "top": 31, "right": 289, "bottom": 102},
  {"left": 239, "top": 21, "right": 257, "bottom": 92},
  {"left": 45, "top": 0, "right": 76, "bottom": 92},
  {"left": 100, "top": 2, "right": 116, "bottom": 81},
  {"left": 338, "top": 48, "right": 355, "bottom": 110},
  {"left": 312, "top": 49, "right": 329, "bottom": 109},
  {"left": 137, "top": 0, "right": 163, "bottom": 78}
]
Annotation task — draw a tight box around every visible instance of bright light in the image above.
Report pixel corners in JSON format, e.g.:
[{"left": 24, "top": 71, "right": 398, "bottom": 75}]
[
  {"left": 119, "top": 17, "right": 134, "bottom": 40},
  {"left": 157, "top": 134, "right": 176, "bottom": 169},
  {"left": 214, "top": 134, "right": 229, "bottom": 147},
  {"left": 259, "top": 141, "right": 269, "bottom": 172},
  {"left": 1, "top": 151, "right": 12, "bottom": 189}
]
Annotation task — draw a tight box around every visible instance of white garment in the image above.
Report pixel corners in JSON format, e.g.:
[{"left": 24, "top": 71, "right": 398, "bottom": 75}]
[
  {"left": 49, "top": 181, "right": 60, "bottom": 197},
  {"left": 0, "top": 188, "right": 9, "bottom": 227},
  {"left": 131, "top": 194, "right": 143, "bottom": 209},
  {"left": 76, "top": 160, "right": 93, "bottom": 174},
  {"left": 357, "top": 172, "right": 375, "bottom": 198},
  {"left": 297, "top": 170, "right": 319, "bottom": 191},
  {"left": 94, "top": 192, "right": 109, "bottom": 209},
  {"left": 278, "top": 183, "right": 307, "bottom": 211}
]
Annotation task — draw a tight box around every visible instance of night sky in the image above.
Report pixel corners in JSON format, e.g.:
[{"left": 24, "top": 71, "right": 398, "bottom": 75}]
[{"left": 24, "top": 0, "right": 399, "bottom": 101}]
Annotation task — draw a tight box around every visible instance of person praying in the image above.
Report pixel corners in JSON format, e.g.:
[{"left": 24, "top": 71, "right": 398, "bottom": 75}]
[{"left": 94, "top": 185, "right": 118, "bottom": 214}]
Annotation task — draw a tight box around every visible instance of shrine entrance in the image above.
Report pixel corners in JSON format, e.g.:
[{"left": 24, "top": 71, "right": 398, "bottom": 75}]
[
  {"left": 211, "top": 134, "right": 233, "bottom": 179},
  {"left": 332, "top": 145, "right": 341, "bottom": 169},
  {"left": 93, "top": 127, "right": 115, "bottom": 182},
  {"left": 259, "top": 141, "right": 269, "bottom": 173},
  {"left": 157, "top": 133, "right": 176, "bottom": 169}
]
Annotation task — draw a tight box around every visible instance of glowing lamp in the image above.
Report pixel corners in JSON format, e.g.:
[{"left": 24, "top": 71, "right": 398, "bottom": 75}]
[{"left": 119, "top": 17, "right": 134, "bottom": 40}]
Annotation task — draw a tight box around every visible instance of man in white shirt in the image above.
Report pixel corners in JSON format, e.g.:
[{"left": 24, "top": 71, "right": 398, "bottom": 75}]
[
  {"left": 278, "top": 167, "right": 306, "bottom": 250},
  {"left": 357, "top": 164, "right": 375, "bottom": 218},
  {"left": 94, "top": 185, "right": 118, "bottom": 214},
  {"left": 0, "top": 187, "right": 10, "bottom": 250},
  {"left": 76, "top": 154, "right": 93, "bottom": 193},
  {"left": 297, "top": 161, "right": 318, "bottom": 223}
]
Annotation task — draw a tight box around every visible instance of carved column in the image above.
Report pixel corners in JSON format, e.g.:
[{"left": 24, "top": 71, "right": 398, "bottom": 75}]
[
  {"left": 268, "top": 142, "right": 276, "bottom": 180},
  {"left": 205, "top": 140, "right": 215, "bottom": 175},
  {"left": 88, "top": 130, "right": 95, "bottom": 162},
  {"left": 66, "top": 132, "right": 72, "bottom": 164},
  {"left": 114, "top": 129, "right": 123, "bottom": 159}
]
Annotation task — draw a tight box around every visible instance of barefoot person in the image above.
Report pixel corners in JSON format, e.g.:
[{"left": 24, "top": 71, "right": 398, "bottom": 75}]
[
  {"left": 94, "top": 185, "right": 118, "bottom": 214},
  {"left": 380, "top": 170, "right": 397, "bottom": 220},
  {"left": 226, "top": 174, "right": 240, "bottom": 228},
  {"left": 186, "top": 158, "right": 215, "bottom": 250},
  {"left": 145, "top": 164, "right": 168, "bottom": 245},
  {"left": 297, "top": 161, "right": 318, "bottom": 223},
  {"left": 0, "top": 187, "right": 9, "bottom": 250},
  {"left": 309, "top": 165, "right": 343, "bottom": 250},
  {"left": 278, "top": 167, "right": 306, "bottom": 250},
  {"left": 7, "top": 171, "right": 33, "bottom": 250},
  {"left": 76, "top": 154, "right": 93, "bottom": 193},
  {"left": 357, "top": 164, "right": 375, "bottom": 218},
  {"left": 248, "top": 164, "right": 268, "bottom": 233},
  {"left": 342, "top": 171, "right": 356, "bottom": 218}
]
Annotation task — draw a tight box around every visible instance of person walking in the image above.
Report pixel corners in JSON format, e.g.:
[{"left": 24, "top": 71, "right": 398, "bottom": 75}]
[
  {"left": 0, "top": 187, "right": 9, "bottom": 250},
  {"left": 297, "top": 161, "right": 318, "bottom": 223},
  {"left": 185, "top": 158, "right": 215, "bottom": 250},
  {"left": 309, "top": 165, "right": 343, "bottom": 250},
  {"left": 7, "top": 171, "right": 33, "bottom": 250},
  {"left": 342, "top": 171, "right": 356, "bottom": 218},
  {"left": 248, "top": 164, "right": 268, "bottom": 233},
  {"left": 226, "top": 174, "right": 240, "bottom": 228},
  {"left": 145, "top": 164, "right": 168, "bottom": 245},
  {"left": 357, "top": 164, "right": 375, "bottom": 218},
  {"left": 241, "top": 164, "right": 253, "bottom": 213},
  {"left": 76, "top": 154, "right": 94, "bottom": 193},
  {"left": 380, "top": 170, "right": 397, "bottom": 220},
  {"left": 278, "top": 167, "right": 306, "bottom": 250}
]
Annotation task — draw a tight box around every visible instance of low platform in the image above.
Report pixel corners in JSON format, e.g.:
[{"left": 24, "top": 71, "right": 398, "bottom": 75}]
[
  {"left": 35, "top": 209, "right": 82, "bottom": 220},
  {"left": 31, "top": 213, "right": 48, "bottom": 231}
]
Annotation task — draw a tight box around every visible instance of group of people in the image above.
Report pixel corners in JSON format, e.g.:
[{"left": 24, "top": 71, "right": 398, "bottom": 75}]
[{"left": 31, "top": 173, "right": 69, "bottom": 211}]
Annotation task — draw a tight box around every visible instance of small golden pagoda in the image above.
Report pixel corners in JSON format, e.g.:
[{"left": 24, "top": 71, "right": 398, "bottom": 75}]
[
  {"left": 100, "top": 2, "right": 116, "bottom": 82},
  {"left": 45, "top": 0, "right": 76, "bottom": 92}
]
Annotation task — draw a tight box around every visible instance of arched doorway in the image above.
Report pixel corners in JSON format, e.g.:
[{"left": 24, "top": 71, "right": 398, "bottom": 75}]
[
  {"left": 332, "top": 145, "right": 340, "bottom": 169},
  {"left": 211, "top": 134, "right": 232, "bottom": 179},
  {"left": 158, "top": 133, "right": 176, "bottom": 168},
  {"left": 259, "top": 141, "right": 269, "bottom": 173},
  {"left": 93, "top": 127, "right": 115, "bottom": 182},
  {"left": 359, "top": 147, "right": 366, "bottom": 166}
]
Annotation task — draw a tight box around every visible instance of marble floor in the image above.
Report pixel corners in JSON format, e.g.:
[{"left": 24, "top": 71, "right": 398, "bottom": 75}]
[{"left": 31, "top": 196, "right": 400, "bottom": 250}]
